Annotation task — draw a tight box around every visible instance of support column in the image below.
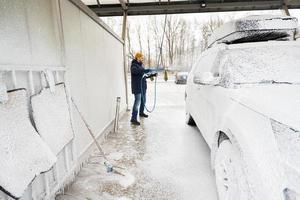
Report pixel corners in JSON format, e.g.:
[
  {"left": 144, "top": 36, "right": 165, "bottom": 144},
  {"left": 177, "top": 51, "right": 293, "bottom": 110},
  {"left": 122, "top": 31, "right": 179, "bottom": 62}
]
[
  {"left": 282, "top": 0, "right": 290, "bottom": 16},
  {"left": 122, "top": 10, "right": 130, "bottom": 111}
]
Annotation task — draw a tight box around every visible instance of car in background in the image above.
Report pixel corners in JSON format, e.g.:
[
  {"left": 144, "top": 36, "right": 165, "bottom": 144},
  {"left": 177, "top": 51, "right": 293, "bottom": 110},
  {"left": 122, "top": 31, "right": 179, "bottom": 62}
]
[
  {"left": 175, "top": 72, "right": 188, "bottom": 84},
  {"left": 185, "top": 15, "right": 300, "bottom": 200}
]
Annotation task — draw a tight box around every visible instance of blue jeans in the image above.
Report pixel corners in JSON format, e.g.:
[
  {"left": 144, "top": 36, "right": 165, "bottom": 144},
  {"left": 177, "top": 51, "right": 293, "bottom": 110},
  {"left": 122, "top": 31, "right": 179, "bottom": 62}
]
[
  {"left": 140, "top": 91, "right": 146, "bottom": 115},
  {"left": 131, "top": 92, "right": 146, "bottom": 121}
]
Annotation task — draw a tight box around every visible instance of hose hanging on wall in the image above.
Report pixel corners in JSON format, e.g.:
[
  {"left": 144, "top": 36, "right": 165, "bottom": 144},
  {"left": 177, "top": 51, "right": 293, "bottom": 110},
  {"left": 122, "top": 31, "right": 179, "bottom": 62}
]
[{"left": 141, "top": 14, "right": 168, "bottom": 113}]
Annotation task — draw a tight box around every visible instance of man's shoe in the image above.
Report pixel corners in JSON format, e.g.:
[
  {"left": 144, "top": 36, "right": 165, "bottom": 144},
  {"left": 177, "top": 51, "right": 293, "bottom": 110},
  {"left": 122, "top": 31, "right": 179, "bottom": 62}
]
[
  {"left": 140, "top": 113, "right": 148, "bottom": 118},
  {"left": 130, "top": 119, "right": 141, "bottom": 126}
]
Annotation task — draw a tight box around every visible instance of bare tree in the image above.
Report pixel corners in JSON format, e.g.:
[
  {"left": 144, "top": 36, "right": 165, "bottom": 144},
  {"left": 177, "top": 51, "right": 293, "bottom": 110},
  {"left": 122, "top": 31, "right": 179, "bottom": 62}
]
[
  {"left": 126, "top": 22, "right": 135, "bottom": 72},
  {"left": 151, "top": 16, "right": 163, "bottom": 67},
  {"left": 146, "top": 29, "right": 151, "bottom": 67},
  {"left": 177, "top": 19, "right": 187, "bottom": 67},
  {"left": 201, "top": 16, "right": 224, "bottom": 50},
  {"left": 136, "top": 23, "right": 143, "bottom": 53},
  {"left": 126, "top": 22, "right": 134, "bottom": 59},
  {"left": 165, "top": 15, "right": 181, "bottom": 66},
  {"left": 105, "top": 15, "right": 224, "bottom": 72}
]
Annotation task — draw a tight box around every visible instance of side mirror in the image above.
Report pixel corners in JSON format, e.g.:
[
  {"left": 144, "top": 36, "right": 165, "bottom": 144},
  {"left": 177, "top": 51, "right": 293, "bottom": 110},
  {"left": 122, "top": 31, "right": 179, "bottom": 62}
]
[{"left": 193, "top": 72, "right": 220, "bottom": 85}]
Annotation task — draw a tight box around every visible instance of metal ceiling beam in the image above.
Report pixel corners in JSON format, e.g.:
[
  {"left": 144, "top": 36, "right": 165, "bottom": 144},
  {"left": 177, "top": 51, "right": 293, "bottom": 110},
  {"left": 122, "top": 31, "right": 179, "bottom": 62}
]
[{"left": 88, "top": 0, "right": 300, "bottom": 16}]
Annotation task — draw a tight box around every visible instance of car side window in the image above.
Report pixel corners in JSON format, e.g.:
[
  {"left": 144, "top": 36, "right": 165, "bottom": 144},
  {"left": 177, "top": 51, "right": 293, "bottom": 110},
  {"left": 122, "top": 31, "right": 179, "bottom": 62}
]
[{"left": 194, "top": 50, "right": 219, "bottom": 75}]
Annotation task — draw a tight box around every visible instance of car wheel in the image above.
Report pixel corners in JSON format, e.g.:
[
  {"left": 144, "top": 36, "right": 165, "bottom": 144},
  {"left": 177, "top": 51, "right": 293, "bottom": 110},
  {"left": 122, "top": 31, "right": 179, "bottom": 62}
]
[
  {"left": 186, "top": 112, "right": 196, "bottom": 126},
  {"left": 215, "top": 139, "right": 251, "bottom": 200}
]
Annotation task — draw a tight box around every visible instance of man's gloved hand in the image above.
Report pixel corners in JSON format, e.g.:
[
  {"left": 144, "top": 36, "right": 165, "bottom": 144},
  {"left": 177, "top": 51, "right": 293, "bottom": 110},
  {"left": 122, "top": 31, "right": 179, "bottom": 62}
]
[
  {"left": 149, "top": 72, "right": 157, "bottom": 81},
  {"left": 148, "top": 72, "right": 157, "bottom": 79},
  {"left": 144, "top": 69, "right": 152, "bottom": 73}
]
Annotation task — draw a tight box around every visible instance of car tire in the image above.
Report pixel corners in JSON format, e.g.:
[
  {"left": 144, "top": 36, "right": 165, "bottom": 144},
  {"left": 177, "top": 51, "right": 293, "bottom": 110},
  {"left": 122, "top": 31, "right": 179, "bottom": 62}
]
[
  {"left": 186, "top": 112, "right": 196, "bottom": 126},
  {"left": 214, "top": 139, "right": 252, "bottom": 200}
]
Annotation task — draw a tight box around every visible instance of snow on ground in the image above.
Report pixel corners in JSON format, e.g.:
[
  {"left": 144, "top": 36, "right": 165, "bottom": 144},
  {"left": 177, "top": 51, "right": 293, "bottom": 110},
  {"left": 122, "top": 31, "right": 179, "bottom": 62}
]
[{"left": 56, "top": 82, "right": 218, "bottom": 200}]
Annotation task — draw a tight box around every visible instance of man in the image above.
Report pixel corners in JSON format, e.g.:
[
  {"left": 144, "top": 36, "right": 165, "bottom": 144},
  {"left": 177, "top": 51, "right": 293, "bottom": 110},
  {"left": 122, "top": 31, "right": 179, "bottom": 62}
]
[{"left": 130, "top": 52, "right": 157, "bottom": 125}]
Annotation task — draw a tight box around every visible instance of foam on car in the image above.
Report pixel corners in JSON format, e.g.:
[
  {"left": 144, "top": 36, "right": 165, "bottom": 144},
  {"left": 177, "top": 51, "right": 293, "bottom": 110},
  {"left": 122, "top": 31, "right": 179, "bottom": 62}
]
[{"left": 208, "top": 15, "right": 298, "bottom": 47}]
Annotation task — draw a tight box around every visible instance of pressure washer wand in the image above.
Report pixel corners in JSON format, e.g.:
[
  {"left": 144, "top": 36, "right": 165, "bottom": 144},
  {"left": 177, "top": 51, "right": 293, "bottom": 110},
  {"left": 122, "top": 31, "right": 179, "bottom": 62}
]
[{"left": 71, "top": 98, "right": 125, "bottom": 176}]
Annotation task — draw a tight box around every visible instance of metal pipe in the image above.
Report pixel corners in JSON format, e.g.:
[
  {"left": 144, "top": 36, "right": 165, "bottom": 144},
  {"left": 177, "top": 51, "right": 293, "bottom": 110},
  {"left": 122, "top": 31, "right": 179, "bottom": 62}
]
[{"left": 113, "top": 97, "right": 121, "bottom": 133}]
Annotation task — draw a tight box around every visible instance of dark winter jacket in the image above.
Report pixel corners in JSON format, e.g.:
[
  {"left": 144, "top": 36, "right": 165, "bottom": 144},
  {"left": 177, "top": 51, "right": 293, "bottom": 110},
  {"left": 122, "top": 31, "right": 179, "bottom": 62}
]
[{"left": 131, "top": 59, "right": 151, "bottom": 94}]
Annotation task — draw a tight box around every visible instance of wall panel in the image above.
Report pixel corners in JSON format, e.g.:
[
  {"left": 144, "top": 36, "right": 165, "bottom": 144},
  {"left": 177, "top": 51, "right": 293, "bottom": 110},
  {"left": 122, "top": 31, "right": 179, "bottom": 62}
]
[
  {"left": 61, "top": 0, "right": 126, "bottom": 157},
  {"left": 0, "top": 0, "right": 126, "bottom": 199}
]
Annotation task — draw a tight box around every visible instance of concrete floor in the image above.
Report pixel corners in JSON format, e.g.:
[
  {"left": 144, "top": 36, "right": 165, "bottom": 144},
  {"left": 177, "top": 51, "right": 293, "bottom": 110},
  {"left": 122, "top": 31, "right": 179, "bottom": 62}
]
[{"left": 56, "top": 81, "right": 218, "bottom": 200}]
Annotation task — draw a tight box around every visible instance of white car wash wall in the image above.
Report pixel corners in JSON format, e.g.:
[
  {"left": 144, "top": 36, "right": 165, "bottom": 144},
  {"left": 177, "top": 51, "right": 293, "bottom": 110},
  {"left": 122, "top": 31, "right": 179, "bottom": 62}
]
[
  {"left": 0, "top": 0, "right": 126, "bottom": 199},
  {"left": 60, "top": 0, "right": 126, "bottom": 160}
]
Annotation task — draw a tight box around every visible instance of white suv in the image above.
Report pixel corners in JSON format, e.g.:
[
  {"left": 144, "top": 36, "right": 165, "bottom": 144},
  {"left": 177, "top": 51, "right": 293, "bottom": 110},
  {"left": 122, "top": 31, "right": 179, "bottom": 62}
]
[{"left": 185, "top": 16, "right": 300, "bottom": 200}]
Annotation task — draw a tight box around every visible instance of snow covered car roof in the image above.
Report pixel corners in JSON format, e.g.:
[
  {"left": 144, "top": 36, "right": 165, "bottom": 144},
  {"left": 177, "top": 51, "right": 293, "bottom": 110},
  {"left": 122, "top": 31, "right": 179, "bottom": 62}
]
[{"left": 208, "top": 15, "right": 298, "bottom": 47}]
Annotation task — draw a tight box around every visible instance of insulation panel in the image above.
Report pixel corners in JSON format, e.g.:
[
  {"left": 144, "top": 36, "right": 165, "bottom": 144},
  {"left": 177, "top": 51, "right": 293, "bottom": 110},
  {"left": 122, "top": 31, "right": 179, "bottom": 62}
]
[
  {"left": 31, "top": 84, "right": 74, "bottom": 155},
  {"left": 0, "top": 89, "right": 56, "bottom": 199}
]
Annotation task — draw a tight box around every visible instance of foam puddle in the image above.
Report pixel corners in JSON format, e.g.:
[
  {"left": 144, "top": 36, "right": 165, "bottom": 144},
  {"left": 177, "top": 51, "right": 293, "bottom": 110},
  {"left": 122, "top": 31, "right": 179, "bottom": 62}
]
[
  {"left": 107, "top": 152, "right": 124, "bottom": 161},
  {"left": 116, "top": 197, "right": 132, "bottom": 200},
  {"left": 118, "top": 172, "right": 136, "bottom": 188}
]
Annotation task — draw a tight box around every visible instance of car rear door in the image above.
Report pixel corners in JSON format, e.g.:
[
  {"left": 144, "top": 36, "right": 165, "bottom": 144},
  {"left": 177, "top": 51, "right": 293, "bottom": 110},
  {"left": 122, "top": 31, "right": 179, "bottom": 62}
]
[{"left": 190, "top": 48, "right": 221, "bottom": 140}]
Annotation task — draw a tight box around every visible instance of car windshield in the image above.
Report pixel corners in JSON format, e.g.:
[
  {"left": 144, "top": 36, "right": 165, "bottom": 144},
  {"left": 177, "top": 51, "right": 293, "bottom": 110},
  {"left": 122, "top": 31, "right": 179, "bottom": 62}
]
[{"left": 219, "top": 44, "right": 300, "bottom": 88}]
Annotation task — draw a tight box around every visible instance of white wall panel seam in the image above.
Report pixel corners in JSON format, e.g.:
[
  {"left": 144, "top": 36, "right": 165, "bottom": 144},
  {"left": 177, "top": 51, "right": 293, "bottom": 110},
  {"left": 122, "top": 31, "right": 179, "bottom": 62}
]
[
  {"left": 24, "top": 0, "right": 33, "bottom": 63},
  {"left": 52, "top": 0, "right": 66, "bottom": 68}
]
